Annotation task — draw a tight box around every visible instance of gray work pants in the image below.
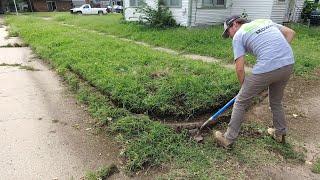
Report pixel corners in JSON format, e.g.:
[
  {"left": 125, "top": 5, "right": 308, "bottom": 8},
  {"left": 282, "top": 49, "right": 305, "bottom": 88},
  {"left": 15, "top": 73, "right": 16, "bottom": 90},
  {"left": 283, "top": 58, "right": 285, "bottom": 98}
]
[{"left": 225, "top": 64, "right": 294, "bottom": 142}]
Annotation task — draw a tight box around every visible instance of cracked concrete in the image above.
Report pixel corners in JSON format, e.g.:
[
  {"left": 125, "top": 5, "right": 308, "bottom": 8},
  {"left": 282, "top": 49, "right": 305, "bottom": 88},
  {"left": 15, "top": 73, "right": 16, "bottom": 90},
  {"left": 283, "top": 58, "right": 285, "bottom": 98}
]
[
  {"left": 0, "top": 18, "right": 23, "bottom": 47},
  {"left": 0, "top": 16, "right": 147, "bottom": 180}
]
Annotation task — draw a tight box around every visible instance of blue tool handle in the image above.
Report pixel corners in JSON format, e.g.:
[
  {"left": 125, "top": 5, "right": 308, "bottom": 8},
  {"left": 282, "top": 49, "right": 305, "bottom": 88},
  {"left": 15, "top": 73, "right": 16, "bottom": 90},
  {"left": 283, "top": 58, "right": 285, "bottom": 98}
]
[{"left": 208, "top": 97, "right": 236, "bottom": 121}]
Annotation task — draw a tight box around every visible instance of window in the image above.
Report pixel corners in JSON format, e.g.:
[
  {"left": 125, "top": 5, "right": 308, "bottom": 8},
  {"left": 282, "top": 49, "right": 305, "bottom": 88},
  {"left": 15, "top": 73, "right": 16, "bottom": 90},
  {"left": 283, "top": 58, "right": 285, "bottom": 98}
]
[
  {"left": 129, "top": 0, "right": 144, "bottom": 7},
  {"left": 163, "top": 0, "right": 182, "bottom": 7},
  {"left": 216, "top": 0, "right": 224, "bottom": 5},
  {"left": 202, "top": 0, "right": 225, "bottom": 8}
]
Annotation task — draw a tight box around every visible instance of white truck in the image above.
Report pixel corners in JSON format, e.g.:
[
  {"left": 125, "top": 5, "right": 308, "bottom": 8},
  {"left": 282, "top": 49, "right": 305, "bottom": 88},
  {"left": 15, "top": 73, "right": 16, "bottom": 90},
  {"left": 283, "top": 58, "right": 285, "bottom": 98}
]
[{"left": 70, "top": 4, "right": 110, "bottom": 15}]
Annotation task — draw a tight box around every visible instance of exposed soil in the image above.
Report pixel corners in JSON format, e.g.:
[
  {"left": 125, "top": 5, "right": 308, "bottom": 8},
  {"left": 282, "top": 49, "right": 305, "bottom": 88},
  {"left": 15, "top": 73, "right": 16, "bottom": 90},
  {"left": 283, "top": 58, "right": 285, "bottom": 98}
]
[
  {"left": 244, "top": 72, "right": 320, "bottom": 179},
  {"left": 166, "top": 71, "right": 320, "bottom": 179}
]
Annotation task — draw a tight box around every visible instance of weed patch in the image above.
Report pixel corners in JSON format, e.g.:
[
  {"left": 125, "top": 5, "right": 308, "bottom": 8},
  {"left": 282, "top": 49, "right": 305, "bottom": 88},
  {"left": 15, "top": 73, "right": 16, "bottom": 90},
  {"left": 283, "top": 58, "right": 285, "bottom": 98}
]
[
  {"left": 312, "top": 158, "right": 320, "bottom": 174},
  {"left": 0, "top": 63, "right": 39, "bottom": 71},
  {"left": 85, "top": 164, "right": 119, "bottom": 180},
  {"left": 7, "top": 25, "right": 19, "bottom": 37},
  {"left": 262, "top": 136, "right": 305, "bottom": 163},
  {"left": 19, "top": 65, "right": 40, "bottom": 71},
  {"left": 0, "top": 43, "right": 27, "bottom": 47},
  {"left": 0, "top": 63, "right": 21, "bottom": 67}
]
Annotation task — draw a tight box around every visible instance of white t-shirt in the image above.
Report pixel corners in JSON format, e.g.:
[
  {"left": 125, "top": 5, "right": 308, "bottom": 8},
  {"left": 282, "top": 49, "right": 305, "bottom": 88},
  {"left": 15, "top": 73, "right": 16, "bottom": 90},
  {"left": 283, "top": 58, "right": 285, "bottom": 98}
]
[{"left": 232, "top": 19, "right": 294, "bottom": 74}]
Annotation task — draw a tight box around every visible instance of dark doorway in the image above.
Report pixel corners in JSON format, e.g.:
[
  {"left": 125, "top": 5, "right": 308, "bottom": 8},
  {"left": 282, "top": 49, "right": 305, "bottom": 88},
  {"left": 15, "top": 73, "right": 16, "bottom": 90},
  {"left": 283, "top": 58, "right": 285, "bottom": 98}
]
[{"left": 47, "top": 1, "right": 57, "bottom": 11}]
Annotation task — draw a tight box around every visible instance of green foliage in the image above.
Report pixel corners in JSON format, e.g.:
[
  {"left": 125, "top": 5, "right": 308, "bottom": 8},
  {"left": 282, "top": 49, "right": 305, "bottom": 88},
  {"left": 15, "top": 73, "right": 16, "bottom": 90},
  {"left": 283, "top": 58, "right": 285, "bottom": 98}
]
[
  {"left": 289, "top": 24, "right": 320, "bottom": 77},
  {"left": 301, "top": 0, "right": 320, "bottom": 20},
  {"left": 262, "top": 136, "right": 305, "bottom": 163},
  {"left": 110, "top": 115, "right": 214, "bottom": 174},
  {"left": 31, "top": 13, "right": 320, "bottom": 76},
  {"left": 35, "top": 13, "right": 234, "bottom": 61},
  {"left": 138, "top": 0, "right": 177, "bottom": 28},
  {"left": 63, "top": 71, "right": 129, "bottom": 125},
  {"left": 5, "top": 15, "right": 238, "bottom": 118},
  {"left": 85, "top": 164, "right": 119, "bottom": 180},
  {"left": 8, "top": 25, "right": 19, "bottom": 37},
  {"left": 312, "top": 158, "right": 320, "bottom": 174}
]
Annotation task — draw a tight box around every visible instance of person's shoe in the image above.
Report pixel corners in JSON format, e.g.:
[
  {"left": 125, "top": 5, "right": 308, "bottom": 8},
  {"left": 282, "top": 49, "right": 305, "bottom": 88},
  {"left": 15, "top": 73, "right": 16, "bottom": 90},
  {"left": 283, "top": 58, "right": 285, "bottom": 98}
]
[
  {"left": 267, "top": 128, "right": 286, "bottom": 143},
  {"left": 214, "top": 131, "right": 233, "bottom": 149}
]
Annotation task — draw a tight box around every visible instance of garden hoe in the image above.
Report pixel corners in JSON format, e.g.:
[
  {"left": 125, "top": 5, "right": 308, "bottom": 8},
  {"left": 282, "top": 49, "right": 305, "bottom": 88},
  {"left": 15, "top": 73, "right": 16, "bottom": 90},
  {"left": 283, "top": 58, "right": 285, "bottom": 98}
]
[{"left": 193, "top": 96, "right": 236, "bottom": 143}]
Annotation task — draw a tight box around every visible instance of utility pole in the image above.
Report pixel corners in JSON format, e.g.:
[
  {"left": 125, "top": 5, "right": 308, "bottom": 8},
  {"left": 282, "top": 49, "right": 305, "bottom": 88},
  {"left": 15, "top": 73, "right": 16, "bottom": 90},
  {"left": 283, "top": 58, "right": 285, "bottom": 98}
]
[{"left": 13, "top": 0, "right": 18, "bottom": 15}]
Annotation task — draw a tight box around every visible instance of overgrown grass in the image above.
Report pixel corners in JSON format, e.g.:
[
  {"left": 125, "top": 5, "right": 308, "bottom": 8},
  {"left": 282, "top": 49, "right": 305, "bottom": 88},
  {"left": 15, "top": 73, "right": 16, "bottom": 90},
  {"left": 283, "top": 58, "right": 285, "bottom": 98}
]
[
  {"left": 32, "top": 12, "right": 320, "bottom": 77},
  {"left": 39, "top": 45, "right": 303, "bottom": 179},
  {"left": 85, "top": 164, "right": 119, "bottom": 180},
  {"left": 289, "top": 24, "right": 320, "bottom": 76},
  {"left": 34, "top": 13, "right": 235, "bottom": 62},
  {"left": 5, "top": 15, "right": 239, "bottom": 118},
  {"left": 5, "top": 14, "right": 307, "bottom": 179}
]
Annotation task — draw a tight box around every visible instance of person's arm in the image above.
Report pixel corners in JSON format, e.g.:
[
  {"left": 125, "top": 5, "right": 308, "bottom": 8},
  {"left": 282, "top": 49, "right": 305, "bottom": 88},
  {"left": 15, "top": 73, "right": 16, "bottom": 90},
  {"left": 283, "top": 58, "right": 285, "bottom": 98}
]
[
  {"left": 279, "top": 26, "right": 295, "bottom": 43},
  {"left": 235, "top": 56, "right": 245, "bottom": 85}
]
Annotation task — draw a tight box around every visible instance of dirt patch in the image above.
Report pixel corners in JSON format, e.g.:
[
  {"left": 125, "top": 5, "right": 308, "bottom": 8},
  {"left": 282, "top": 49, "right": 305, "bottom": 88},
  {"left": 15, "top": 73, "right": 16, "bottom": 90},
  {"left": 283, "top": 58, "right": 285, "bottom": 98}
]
[{"left": 245, "top": 73, "right": 320, "bottom": 179}]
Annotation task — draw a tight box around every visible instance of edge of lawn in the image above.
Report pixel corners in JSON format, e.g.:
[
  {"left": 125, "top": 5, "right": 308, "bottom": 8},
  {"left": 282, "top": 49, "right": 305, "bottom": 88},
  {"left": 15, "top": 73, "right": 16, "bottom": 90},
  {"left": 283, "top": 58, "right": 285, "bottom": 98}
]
[{"left": 3, "top": 15, "right": 307, "bottom": 179}]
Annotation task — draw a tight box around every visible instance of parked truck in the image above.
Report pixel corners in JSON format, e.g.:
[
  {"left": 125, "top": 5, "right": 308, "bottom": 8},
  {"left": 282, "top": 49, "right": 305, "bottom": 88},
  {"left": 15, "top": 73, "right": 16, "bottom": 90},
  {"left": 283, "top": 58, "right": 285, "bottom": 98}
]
[{"left": 70, "top": 4, "right": 110, "bottom": 15}]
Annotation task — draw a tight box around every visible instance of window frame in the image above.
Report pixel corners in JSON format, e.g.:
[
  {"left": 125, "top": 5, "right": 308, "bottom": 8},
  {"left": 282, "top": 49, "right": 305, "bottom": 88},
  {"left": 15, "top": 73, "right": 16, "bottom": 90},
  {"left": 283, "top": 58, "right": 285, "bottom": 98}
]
[
  {"left": 129, "top": 0, "right": 145, "bottom": 7},
  {"left": 163, "top": 0, "right": 182, "bottom": 8},
  {"left": 201, "top": 0, "right": 226, "bottom": 9}
]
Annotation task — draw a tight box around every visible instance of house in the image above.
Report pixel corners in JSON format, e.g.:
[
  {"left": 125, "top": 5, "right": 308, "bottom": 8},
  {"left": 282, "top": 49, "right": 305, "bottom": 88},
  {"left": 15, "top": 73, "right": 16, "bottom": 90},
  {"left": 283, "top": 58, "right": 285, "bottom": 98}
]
[
  {"left": 31, "top": 0, "right": 73, "bottom": 11},
  {"left": 124, "top": 0, "right": 308, "bottom": 26}
]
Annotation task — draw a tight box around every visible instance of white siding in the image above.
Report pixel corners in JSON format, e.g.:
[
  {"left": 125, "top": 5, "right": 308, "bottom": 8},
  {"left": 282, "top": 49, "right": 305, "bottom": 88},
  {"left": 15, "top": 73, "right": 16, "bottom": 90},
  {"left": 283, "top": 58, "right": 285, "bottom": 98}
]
[
  {"left": 291, "top": 0, "right": 305, "bottom": 22},
  {"left": 124, "top": 0, "right": 157, "bottom": 22},
  {"left": 124, "top": 0, "right": 304, "bottom": 26},
  {"left": 124, "top": 0, "right": 189, "bottom": 25},
  {"left": 231, "top": 0, "right": 273, "bottom": 20},
  {"left": 169, "top": 0, "right": 189, "bottom": 26},
  {"left": 189, "top": 0, "right": 232, "bottom": 26},
  {"left": 271, "top": 0, "right": 287, "bottom": 23}
]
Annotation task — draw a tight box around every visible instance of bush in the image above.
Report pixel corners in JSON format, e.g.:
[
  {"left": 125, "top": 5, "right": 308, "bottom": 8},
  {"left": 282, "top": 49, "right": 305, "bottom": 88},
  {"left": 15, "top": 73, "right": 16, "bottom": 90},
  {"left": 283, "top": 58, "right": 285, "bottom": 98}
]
[
  {"left": 138, "top": 0, "right": 177, "bottom": 28},
  {"left": 301, "top": 0, "right": 320, "bottom": 21}
]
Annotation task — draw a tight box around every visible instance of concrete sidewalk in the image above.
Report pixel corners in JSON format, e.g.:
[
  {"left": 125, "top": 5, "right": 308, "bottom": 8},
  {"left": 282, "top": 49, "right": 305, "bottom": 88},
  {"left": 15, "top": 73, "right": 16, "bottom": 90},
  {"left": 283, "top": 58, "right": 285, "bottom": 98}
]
[{"left": 0, "top": 17, "right": 129, "bottom": 180}]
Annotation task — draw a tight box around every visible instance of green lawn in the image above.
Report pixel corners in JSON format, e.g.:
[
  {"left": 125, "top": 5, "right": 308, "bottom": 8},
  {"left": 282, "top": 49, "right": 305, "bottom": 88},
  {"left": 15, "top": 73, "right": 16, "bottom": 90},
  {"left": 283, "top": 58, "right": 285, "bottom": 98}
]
[
  {"left": 31, "top": 12, "right": 320, "bottom": 76},
  {"left": 35, "top": 13, "right": 235, "bottom": 61},
  {"left": 5, "top": 15, "right": 239, "bottom": 118},
  {"left": 289, "top": 24, "right": 320, "bottom": 76},
  {"left": 4, "top": 14, "right": 311, "bottom": 179}
]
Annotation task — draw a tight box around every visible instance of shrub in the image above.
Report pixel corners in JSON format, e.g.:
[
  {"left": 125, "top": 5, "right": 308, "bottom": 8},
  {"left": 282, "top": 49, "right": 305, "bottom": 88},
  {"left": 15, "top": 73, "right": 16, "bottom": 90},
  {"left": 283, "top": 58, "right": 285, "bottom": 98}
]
[
  {"left": 138, "top": 0, "right": 177, "bottom": 28},
  {"left": 301, "top": 0, "right": 320, "bottom": 21}
]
